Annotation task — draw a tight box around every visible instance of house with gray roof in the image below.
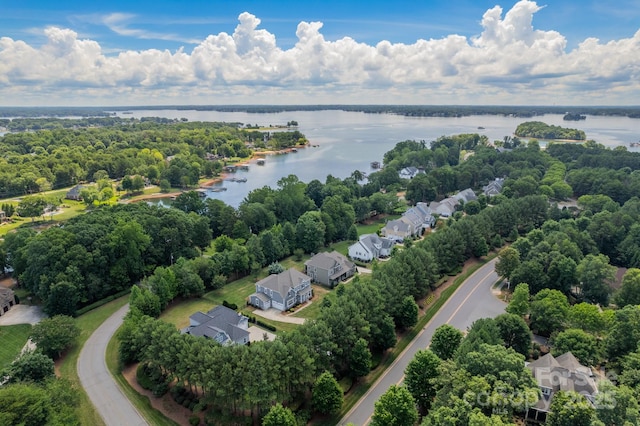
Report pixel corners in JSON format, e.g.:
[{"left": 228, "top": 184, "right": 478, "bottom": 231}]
[
  {"left": 348, "top": 234, "right": 395, "bottom": 262},
  {"left": 304, "top": 251, "right": 355, "bottom": 288},
  {"left": 454, "top": 188, "right": 477, "bottom": 204},
  {"left": 399, "top": 167, "right": 423, "bottom": 180},
  {"left": 0, "top": 288, "right": 15, "bottom": 316},
  {"left": 249, "top": 268, "right": 312, "bottom": 311},
  {"left": 428, "top": 188, "right": 477, "bottom": 218},
  {"left": 185, "top": 305, "right": 249, "bottom": 345},
  {"left": 483, "top": 177, "right": 505, "bottom": 197},
  {"left": 381, "top": 201, "right": 435, "bottom": 242},
  {"left": 65, "top": 184, "right": 85, "bottom": 201},
  {"left": 525, "top": 352, "right": 598, "bottom": 422}
]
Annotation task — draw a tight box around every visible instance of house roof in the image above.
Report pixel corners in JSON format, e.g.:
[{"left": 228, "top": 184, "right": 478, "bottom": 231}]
[
  {"left": 383, "top": 219, "right": 411, "bottom": 234},
  {"left": 66, "top": 184, "right": 84, "bottom": 197},
  {"left": 256, "top": 268, "right": 311, "bottom": 298},
  {"left": 0, "top": 287, "right": 14, "bottom": 304},
  {"left": 306, "top": 251, "right": 352, "bottom": 270},
  {"left": 188, "top": 305, "right": 249, "bottom": 343},
  {"left": 527, "top": 351, "right": 598, "bottom": 412},
  {"left": 454, "top": 188, "right": 477, "bottom": 204}
]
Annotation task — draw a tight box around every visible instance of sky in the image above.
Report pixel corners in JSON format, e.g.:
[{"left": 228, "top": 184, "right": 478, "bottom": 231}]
[{"left": 1, "top": 0, "right": 639, "bottom": 106}]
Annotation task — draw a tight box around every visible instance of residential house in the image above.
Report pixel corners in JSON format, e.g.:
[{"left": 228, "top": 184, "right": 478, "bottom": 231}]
[
  {"left": 65, "top": 184, "right": 85, "bottom": 201},
  {"left": 526, "top": 352, "right": 598, "bottom": 422},
  {"left": 428, "top": 188, "right": 477, "bottom": 218},
  {"left": 185, "top": 305, "right": 249, "bottom": 345},
  {"left": 249, "top": 268, "right": 312, "bottom": 311},
  {"left": 0, "top": 210, "right": 5, "bottom": 222},
  {"left": 482, "top": 177, "right": 505, "bottom": 197},
  {"left": 381, "top": 202, "right": 435, "bottom": 242},
  {"left": 304, "top": 251, "right": 356, "bottom": 288},
  {"left": 0, "top": 287, "right": 15, "bottom": 316},
  {"left": 399, "top": 167, "right": 423, "bottom": 179},
  {"left": 348, "top": 234, "right": 395, "bottom": 262}
]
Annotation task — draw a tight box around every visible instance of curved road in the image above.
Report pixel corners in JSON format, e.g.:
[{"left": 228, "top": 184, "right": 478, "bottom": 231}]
[
  {"left": 78, "top": 303, "right": 148, "bottom": 426},
  {"left": 340, "top": 258, "right": 505, "bottom": 425}
]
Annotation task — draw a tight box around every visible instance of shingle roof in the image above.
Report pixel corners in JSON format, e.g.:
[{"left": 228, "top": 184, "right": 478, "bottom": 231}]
[
  {"left": 187, "top": 305, "right": 249, "bottom": 344},
  {"left": 256, "top": 268, "right": 311, "bottom": 298}
]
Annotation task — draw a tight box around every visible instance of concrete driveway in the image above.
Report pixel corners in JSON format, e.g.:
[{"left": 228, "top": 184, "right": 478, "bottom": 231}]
[
  {"left": 253, "top": 307, "right": 306, "bottom": 324},
  {"left": 0, "top": 305, "right": 46, "bottom": 325}
]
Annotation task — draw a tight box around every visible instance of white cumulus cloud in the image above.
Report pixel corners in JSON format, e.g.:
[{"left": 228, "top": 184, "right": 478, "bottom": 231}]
[{"left": 0, "top": 0, "right": 639, "bottom": 105}]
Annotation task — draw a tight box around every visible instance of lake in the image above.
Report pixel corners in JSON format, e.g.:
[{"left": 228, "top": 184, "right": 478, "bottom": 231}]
[{"left": 117, "top": 109, "right": 640, "bottom": 207}]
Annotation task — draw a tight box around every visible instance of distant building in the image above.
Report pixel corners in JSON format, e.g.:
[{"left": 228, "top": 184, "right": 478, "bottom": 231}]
[
  {"left": 185, "top": 305, "right": 249, "bottom": 345},
  {"left": 399, "top": 167, "right": 424, "bottom": 179},
  {"left": 482, "top": 177, "right": 505, "bottom": 197},
  {"left": 381, "top": 202, "right": 435, "bottom": 242},
  {"left": 65, "top": 184, "right": 85, "bottom": 201}
]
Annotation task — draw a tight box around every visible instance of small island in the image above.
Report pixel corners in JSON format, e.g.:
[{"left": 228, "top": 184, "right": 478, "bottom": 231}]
[
  {"left": 515, "top": 121, "right": 586, "bottom": 140},
  {"left": 563, "top": 112, "right": 587, "bottom": 121}
]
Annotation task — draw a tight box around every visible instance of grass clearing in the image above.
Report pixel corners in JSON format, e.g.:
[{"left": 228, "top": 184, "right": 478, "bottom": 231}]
[
  {"left": 0, "top": 324, "right": 32, "bottom": 369},
  {"left": 292, "top": 285, "right": 330, "bottom": 320},
  {"left": 57, "top": 295, "right": 129, "bottom": 426}
]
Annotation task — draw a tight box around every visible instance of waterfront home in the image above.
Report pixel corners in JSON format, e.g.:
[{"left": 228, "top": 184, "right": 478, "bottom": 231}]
[
  {"left": 185, "top": 305, "right": 249, "bottom": 345},
  {"left": 249, "top": 268, "right": 312, "bottom": 311},
  {"left": 381, "top": 202, "right": 435, "bottom": 241},
  {"left": 304, "top": 251, "right": 355, "bottom": 288}
]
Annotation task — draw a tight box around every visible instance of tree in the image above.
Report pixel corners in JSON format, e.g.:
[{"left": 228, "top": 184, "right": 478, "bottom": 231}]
[
  {"left": 430, "top": 324, "right": 463, "bottom": 360},
  {"left": 4, "top": 350, "right": 55, "bottom": 383},
  {"left": 262, "top": 403, "right": 296, "bottom": 426},
  {"left": 551, "top": 329, "right": 599, "bottom": 366},
  {"left": 349, "top": 338, "right": 371, "bottom": 379},
  {"left": 547, "top": 391, "right": 595, "bottom": 426},
  {"left": 605, "top": 305, "right": 640, "bottom": 361},
  {"left": 172, "top": 191, "right": 205, "bottom": 214},
  {"left": 131, "top": 175, "right": 145, "bottom": 192},
  {"left": 495, "top": 247, "right": 520, "bottom": 280},
  {"left": 396, "top": 296, "right": 418, "bottom": 329},
  {"left": 567, "top": 302, "right": 605, "bottom": 334},
  {"left": 159, "top": 179, "right": 171, "bottom": 192},
  {"left": 312, "top": 371, "right": 343, "bottom": 415},
  {"left": 495, "top": 313, "right": 532, "bottom": 356},
  {"left": 371, "top": 385, "right": 418, "bottom": 426},
  {"left": 506, "top": 283, "right": 530, "bottom": 317},
  {"left": 30, "top": 315, "right": 80, "bottom": 359},
  {"left": 577, "top": 254, "right": 615, "bottom": 305},
  {"left": 129, "top": 285, "right": 161, "bottom": 318},
  {"left": 594, "top": 381, "right": 640, "bottom": 426},
  {"left": 0, "top": 382, "right": 50, "bottom": 426},
  {"left": 295, "top": 211, "right": 326, "bottom": 253},
  {"left": 17, "top": 195, "right": 48, "bottom": 222},
  {"left": 267, "top": 262, "right": 284, "bottom": 275},
  {"left": 404, "top": 349, "right": 440, "bottom": 413},
  {"left": 529, "top": 289, "right": 569, "bottom": 337},
  {"left": 615, "top": 268, "right": 640, "bottom": 307}
]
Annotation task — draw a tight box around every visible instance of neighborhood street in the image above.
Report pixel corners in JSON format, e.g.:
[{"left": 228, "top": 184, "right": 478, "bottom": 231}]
[
  {"left": 340, "top": 258, "right": 505, "bottom": 425},
  {"left": 77, "top": 303, "right": 148, "bottom": 426}
]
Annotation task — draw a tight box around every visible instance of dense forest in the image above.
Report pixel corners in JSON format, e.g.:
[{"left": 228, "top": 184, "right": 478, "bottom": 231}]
[
  {"left": 0, "top": 118, "right": 305, "bottom": 198},
  {"left": 4, "top": 117, "right": 640, "bottom": 424},
  {"left": 515, "top": 121, "right": 586, "bottom": 140}
]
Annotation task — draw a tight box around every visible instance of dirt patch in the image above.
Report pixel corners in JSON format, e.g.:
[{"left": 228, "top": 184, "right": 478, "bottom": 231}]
[
  {"left": 0, "top": 277, "right": 16, "bottom": 288},
  {"left": 122, "top": 363, "right": 197, "bottom": 426}
]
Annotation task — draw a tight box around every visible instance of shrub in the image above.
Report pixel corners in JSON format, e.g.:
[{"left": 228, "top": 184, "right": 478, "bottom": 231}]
[
  {"left": 189, "top": 415, "right": 200, "bottom": 426},
  {"left": 222, "top": 300, "right": 238, "bottom": 310}
]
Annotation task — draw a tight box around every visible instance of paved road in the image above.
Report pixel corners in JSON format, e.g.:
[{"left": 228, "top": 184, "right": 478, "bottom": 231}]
[
  {"left": 340, "top": 258, "right": 505, "bottom": 425},
  {"left": 77, "top": 303, "right": 148, "bottom": 426}
]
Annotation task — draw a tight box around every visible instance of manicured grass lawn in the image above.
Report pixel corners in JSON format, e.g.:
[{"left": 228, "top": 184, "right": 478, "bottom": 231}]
[
  {"left": 58, "top": 295, "right": 129, "bottom": 426},
  {"left": 327, "top": 240, "right": 351, "bottom": 256},
  {"left": 0, "top": 324, "right": 32, "bottom": 369},
  {"left": 292, "top": 285, "right": 330, "bottom": 320}
]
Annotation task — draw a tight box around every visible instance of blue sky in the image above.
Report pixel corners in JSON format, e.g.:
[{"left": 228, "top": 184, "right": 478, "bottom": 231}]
[{"left": 1, "top": 0, "right": 639, "bottom": 106}]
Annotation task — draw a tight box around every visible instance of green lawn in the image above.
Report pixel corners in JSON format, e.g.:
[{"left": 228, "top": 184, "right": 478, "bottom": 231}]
[
  {"left": 291, "top": 285, "right": 330, "bottom": 320},
  {"left": 58, "top": 295, "right": 129, "bottom": 426},
  {"left": 0, "top": 324, "right": 32, "bottom": 369}
]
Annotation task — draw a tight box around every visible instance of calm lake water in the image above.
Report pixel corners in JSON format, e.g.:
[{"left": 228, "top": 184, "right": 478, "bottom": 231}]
[{"left": 117, "top": 109, "right": 640, "bottom": 207}]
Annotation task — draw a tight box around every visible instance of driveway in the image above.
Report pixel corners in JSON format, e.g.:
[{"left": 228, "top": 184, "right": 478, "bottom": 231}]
[
  {"left": 78, "top": 303, "right": 148, "bottom": 426},
  {"left": 248, "top": 325, "right": 276, "bottom": 342},
  {"left": 340, "top": 258, "right": 505, "bottom": 425},
  {"left": 0, "top": 304, "right": 46, "bottom": 325},
  {"left": 252, "top": 307, "right": 306, "bottom": 324}
]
